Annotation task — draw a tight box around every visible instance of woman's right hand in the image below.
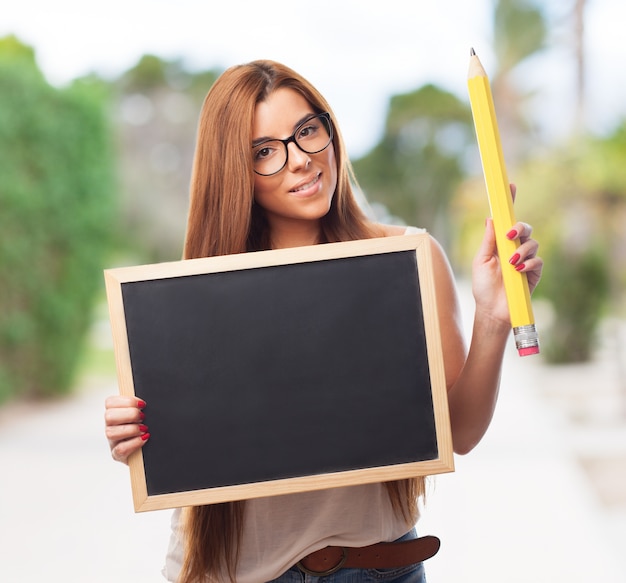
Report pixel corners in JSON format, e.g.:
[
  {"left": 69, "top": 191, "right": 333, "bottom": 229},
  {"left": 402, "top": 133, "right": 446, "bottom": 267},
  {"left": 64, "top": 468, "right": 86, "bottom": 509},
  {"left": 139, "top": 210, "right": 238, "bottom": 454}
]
[{"left": 104, "top": 396, "right": 150, "bottom": 464}]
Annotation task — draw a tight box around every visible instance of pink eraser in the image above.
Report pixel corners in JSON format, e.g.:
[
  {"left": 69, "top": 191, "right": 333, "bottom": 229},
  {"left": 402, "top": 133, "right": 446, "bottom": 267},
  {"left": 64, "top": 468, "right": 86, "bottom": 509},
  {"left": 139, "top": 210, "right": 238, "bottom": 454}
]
[{"left": 518, "top": 346, "right": 540, "bottom": 357}]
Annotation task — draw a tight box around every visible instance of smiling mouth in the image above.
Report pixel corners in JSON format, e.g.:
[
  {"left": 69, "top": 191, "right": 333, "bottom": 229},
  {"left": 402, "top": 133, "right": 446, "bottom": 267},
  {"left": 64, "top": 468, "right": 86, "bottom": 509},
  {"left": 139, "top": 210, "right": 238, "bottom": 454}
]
[{"left": 290, "top": 172, "right": 321, "bottom": 193}]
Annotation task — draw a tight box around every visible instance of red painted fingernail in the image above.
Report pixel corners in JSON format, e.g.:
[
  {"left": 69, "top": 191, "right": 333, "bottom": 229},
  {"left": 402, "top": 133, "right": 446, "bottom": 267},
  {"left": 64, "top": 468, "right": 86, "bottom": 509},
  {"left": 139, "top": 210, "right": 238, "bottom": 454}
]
[
  {"left": 139, "top": 424, "right": 148, "bottom": 432},
  {"left": 141, "top": 433, "right": 151, "bottom": 441},
  {"left": 137, "top": 400, "right": 146, "bottom": 408},
  {"left": 509, "top": 253, "right": 520, "bottom": 265},
  {"left": 507, "top": 229, "right": 518, "bottom": 239},
  {"left": 139, "top": 411, "right": 146, "bottom": 421},
  {"left": 515, "top": 263, "right": 526, "bottom": 271}
]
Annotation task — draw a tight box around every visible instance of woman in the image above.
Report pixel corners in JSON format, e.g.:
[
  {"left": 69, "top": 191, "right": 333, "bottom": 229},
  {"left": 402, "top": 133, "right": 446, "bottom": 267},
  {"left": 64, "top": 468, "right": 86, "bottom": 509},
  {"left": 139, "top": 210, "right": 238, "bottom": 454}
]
[{"left": 104, "top": 60, "right": 543, "bottom": 582}]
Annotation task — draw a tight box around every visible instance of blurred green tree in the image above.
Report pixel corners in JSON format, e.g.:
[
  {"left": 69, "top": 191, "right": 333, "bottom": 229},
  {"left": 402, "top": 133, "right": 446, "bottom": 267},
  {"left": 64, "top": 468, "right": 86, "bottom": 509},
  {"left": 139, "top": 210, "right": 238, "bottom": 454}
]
[
  {"left": 537, "top": 241, "right": 610, "bottom": 363},
  {"left": 353, "top": 0, "right": 548, "bottom": 251},
  {"left": 0, "top": 36, "right": 117, "bottom": 402},
  {"left": 353, "top": 84, "right": 474, "bottom": 249},
  {"left": 526, "top": 125, "right": 626, "bottom": 362}
]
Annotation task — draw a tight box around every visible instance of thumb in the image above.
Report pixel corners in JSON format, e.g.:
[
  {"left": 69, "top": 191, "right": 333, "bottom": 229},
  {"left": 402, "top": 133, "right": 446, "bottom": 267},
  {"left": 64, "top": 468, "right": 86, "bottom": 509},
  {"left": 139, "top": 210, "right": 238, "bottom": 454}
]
[{"left": 476, "top": 217, "right": 497, "bottom": 263}]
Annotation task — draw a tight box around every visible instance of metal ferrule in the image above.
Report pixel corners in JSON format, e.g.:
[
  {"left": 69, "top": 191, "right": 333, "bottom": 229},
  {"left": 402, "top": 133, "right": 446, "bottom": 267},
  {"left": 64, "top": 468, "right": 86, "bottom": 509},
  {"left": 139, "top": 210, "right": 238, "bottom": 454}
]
[{"left": 513, "top": 324, "right": 539, "bottom": 351}]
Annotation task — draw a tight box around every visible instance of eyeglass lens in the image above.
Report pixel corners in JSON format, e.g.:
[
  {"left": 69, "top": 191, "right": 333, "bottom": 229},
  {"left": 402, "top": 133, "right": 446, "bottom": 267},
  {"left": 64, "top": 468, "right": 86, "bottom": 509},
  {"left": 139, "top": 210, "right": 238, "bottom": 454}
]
[{"left": 253, "top": 114, "right": 332, "bottom": 176}]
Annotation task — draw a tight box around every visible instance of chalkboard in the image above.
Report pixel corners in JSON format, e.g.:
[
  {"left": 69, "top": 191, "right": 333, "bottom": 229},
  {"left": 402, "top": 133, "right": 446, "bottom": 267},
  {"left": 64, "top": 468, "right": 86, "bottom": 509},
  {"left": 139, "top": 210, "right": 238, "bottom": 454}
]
[{"left": 105, "top": 235, "right": 453, "bottom": 512}]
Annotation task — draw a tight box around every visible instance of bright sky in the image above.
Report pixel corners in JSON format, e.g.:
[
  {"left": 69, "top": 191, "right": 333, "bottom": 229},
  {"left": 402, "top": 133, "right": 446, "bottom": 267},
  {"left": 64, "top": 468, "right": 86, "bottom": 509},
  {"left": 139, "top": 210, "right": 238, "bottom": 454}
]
[{"left": 2, "top": 0, "right": 624, "bottom": 157}]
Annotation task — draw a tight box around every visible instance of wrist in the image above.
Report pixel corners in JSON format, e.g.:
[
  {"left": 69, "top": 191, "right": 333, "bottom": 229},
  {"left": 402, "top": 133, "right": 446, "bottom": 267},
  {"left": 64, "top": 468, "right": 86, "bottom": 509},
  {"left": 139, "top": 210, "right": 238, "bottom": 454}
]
[{"left": 472, "top": 307, "right": 511, "bottom": 339}]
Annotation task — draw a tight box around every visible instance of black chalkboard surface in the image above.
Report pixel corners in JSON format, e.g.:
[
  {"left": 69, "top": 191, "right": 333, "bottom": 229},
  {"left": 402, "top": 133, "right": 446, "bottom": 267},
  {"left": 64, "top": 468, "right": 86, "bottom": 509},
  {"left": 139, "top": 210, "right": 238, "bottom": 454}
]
[{"left": 105, "top": 235, "right": 453, "bottom": 512}]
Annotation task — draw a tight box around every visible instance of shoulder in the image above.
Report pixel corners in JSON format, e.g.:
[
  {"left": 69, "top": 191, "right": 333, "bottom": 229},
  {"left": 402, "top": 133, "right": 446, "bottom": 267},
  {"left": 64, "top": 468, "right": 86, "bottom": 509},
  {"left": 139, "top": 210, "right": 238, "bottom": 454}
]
[
  {"left": 371, "top": 224, "right": 448, "bottom": 269},
  {"left": 373, "top": 223, "right": 452, "bottom": 275}
]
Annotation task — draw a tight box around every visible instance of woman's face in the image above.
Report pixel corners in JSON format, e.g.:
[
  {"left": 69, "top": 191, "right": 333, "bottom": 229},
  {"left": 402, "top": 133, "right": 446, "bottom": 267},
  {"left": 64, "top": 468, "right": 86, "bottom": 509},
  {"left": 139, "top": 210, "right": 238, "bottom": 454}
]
[{"left": 252, "top": 88, "right": 337, "bottom": 233}]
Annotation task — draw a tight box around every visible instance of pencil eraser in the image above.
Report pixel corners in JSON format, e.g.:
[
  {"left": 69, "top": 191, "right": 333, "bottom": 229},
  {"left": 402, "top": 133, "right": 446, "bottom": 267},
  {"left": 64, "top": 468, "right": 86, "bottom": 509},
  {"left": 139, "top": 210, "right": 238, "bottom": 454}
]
[{"left": 518, "top": 346, "right": 540, "bottom": 357}]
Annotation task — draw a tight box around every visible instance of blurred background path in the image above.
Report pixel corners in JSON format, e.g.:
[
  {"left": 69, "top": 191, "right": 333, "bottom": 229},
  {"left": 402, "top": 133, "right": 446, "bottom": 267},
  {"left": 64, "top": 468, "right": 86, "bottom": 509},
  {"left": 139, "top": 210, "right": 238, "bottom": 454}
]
[{"left": 1, "top": 285, "right": 625, "bottom": 582}]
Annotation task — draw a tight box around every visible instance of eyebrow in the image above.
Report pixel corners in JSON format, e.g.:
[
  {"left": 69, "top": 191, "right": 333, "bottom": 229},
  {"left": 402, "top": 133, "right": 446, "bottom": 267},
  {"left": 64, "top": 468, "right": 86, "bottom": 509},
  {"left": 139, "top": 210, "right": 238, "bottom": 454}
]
[{"left": 252, "top": 112, "right": 316, "bottom": 148}]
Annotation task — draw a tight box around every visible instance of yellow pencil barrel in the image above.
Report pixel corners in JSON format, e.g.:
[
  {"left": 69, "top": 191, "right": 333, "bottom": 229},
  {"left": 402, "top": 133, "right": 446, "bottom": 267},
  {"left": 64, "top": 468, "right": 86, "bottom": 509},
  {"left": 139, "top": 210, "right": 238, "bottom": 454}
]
[{"left": 467, "top": 49, "right": 539, "bottom": 356}]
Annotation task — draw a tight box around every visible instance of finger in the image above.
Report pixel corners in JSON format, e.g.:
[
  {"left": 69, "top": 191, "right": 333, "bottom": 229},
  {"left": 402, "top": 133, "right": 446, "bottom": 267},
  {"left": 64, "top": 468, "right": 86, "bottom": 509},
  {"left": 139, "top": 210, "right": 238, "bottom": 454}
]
[
  {"left": 520, "top": 238, "right": 539, "bottom": 260},
  {"left": 510, "top": 183, "right": 517, "bottom": 203},
  {"left": 506, "top": 221, "right": 533, "bottom": 241},
  {"left": 111, "top": 435, "right": 150, "bottom": 464},
  {"left": 105, "top": 395, "right": 146, "bottom": 410},
  {"left": 106, "top": 422, "right": 149, "bottom": 442},
  {"left": 507, "top": 239, "right": 539, "bottom": 265},
  {"left": 511, "top": 255, "right": 543, "bottom": 274},
  {"left": 104, "top": 406, "right": 146, "bottom": 427},
  {"left": 476, "top": 217, "right": 497, "bottom": 261}
]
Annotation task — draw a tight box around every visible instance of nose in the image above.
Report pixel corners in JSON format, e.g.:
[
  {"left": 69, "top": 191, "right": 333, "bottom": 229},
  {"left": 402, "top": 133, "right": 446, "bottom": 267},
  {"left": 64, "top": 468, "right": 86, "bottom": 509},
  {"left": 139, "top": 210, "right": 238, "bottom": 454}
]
[{"left": 286, "top": 141, "right": 311, "bottom": 171}]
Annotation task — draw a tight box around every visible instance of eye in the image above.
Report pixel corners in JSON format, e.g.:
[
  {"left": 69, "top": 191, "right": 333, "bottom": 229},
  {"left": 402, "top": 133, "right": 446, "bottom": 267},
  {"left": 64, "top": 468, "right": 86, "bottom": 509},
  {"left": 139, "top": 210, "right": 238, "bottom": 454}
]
[
  {"left": 297, "top": 118, "right": 321, "bottom": 141},
  {"left": 253, "top": 142, "right": 279, "bottom": 161}
]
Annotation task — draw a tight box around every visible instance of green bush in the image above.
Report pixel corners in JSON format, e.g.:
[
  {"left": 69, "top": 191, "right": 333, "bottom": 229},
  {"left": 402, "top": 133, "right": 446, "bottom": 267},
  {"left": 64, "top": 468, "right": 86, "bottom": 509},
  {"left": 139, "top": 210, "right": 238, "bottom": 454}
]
[
  {"left": 537, "top": 242, "right": 610, "bottom": 363},
  {"left": 0, "top": 38, "right": 116, "bottom": 402}
]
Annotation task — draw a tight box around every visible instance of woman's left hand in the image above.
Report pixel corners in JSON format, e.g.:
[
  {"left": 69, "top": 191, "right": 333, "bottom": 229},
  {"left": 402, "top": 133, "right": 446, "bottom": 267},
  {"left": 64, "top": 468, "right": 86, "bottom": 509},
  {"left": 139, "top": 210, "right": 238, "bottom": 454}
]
[{"left": 471, "top": 185, "right": 543, "bottom": 326}]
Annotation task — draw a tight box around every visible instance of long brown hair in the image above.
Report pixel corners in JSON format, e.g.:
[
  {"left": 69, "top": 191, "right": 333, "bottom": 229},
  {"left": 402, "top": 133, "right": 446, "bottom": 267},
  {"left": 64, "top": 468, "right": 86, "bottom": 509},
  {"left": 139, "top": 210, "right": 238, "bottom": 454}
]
[{"left": 179, "top": 60, "right": 424, "bottom": 583}]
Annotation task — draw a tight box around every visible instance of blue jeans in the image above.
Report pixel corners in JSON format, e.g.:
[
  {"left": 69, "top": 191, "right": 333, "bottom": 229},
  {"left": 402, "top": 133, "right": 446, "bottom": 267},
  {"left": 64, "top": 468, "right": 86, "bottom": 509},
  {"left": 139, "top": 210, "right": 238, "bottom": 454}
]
[{"left": 267, "top": 530, "right": 427, "bottom": 583}]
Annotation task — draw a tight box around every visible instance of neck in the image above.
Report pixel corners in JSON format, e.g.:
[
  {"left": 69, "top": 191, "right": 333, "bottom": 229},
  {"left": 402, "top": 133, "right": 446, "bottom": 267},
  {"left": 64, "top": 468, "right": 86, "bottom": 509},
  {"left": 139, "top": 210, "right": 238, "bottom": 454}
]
[{"left": 269, "top": 220, "right": 323, "bottom": 250}]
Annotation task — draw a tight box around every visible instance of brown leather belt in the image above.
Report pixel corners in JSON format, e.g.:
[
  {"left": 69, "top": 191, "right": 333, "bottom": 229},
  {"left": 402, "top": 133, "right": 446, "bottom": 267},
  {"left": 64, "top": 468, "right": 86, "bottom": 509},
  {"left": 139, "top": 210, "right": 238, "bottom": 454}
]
[{"left": 296, "top": 535, "right": 440, "bottom": 576}]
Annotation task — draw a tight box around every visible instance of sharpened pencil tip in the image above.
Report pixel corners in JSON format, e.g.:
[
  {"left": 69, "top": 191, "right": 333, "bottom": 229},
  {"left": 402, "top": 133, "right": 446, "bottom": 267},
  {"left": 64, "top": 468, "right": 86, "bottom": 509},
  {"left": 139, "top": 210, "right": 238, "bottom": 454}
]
[{"left": 470, "top": 47, "right": 476, "bottom": 57}]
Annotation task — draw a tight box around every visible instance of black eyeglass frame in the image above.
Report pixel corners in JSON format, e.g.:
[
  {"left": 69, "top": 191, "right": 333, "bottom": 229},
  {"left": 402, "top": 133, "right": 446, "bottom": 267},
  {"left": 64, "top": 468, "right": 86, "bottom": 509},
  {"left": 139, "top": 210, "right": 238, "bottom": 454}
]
[{"left": 252, "top": 112, "right": 333, "bottom": 177}]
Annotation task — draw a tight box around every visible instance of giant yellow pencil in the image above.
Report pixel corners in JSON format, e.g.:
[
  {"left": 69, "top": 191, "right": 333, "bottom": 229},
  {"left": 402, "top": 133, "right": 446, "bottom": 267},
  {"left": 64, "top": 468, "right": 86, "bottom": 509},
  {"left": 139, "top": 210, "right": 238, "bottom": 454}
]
[{"left": 467, "top": 48, "right": 539, "bottom": 356}]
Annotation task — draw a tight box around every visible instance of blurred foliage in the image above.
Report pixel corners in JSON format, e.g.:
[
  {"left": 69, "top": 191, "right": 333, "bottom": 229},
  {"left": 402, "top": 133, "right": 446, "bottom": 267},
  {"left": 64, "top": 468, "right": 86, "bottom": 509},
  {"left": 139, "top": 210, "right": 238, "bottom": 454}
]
[
  {"left": 0, "top": 38, "right": 223, "bottom": 405},
  {"left": 454, "top": 125, "right": 626, "bottom": 363},
  {"left": 579, "top": 122, "right": 626, "bottom": 203},
  {"left": 353, "top": 85, "right": 474, "bottom": 249},
  {"left": 120, "top": 53, "right": 221, "bottom": 100},
  {"left": 518, "top": 114, "right": 617, "bottom": 366},
  {"left": 537, "top": 242, "right": 610, "bottom": 363},
  {"left": 0, "top": 34, "right": 40, "bottom": 68},
  {"left": 491, "top": 0, "right": 548, "bottom": 163},
  {"left": 111, "top": 55, "right": 221, "bottom": 262},
  {"left": 0, "top": 36, "right": 116, "bottom": 402},
  {"left": 493, "top": 0, "right": 547, "bottom": 73}
]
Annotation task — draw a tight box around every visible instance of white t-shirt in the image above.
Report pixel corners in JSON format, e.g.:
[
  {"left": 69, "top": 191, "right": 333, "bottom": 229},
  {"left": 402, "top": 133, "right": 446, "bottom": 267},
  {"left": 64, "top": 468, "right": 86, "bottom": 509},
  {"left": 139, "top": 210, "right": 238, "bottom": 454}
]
[
  {"left": 163, "top": 483, "right": 414, "bottom": 582},
  {"left": 162, "top": 226, "right": 427, "bottom": 582}
]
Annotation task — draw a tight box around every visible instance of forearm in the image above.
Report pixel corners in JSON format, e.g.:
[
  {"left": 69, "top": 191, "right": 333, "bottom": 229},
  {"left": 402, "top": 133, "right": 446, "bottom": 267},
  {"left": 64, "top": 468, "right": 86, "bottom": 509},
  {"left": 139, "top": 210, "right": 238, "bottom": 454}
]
[{"left": 446, "top": 312, "right": 510, "bottom": 455}]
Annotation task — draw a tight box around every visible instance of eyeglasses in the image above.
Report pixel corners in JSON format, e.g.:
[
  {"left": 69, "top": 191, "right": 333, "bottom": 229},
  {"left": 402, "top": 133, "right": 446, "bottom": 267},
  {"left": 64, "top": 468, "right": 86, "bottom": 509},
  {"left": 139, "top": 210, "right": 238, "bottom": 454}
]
[{"left": 252, "top": 112, "right": 333, "bottom": 176}]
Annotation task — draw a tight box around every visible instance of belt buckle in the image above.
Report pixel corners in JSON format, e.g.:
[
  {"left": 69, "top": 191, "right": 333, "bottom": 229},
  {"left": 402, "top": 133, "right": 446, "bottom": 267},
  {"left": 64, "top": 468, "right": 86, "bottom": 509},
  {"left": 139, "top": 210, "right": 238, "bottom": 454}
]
[{"left": 296, "top": 547, "right": 347, "bottom": 576}]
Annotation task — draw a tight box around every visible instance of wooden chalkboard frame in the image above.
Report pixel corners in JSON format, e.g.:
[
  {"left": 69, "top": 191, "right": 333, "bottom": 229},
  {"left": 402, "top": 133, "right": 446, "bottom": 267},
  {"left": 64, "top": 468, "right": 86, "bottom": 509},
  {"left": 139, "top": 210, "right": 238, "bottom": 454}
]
[{"left": 105, "top": 234, "right": 454, "bottom": 512}]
